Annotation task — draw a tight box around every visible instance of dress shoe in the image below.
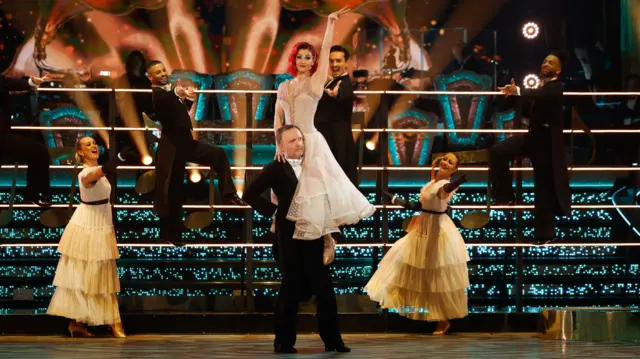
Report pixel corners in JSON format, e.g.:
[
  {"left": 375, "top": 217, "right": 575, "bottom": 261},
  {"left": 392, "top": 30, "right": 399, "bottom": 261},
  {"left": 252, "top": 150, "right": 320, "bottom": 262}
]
[
  {"left": 433, "top": 320, "right": 451, "bottom": 335},
  {"left": 224, "top": 194, "right": 247, "bottom": 206},
  {"left": 274, "top": 344, "right": 297, "bottom": 353},
  {"left": 491, "top": 198, "right": 515, "bottom": 206},
  {"left": 325, "top": 345, "right": 351, "bottom": 353},
  {"left": 109, "top": 322, "right": 126, "bottom": 338},
  {"left": 159, "top": 229, "right": 186, "bottom": 247},
  {"left": 68, "top": 320, "right": 94, "bottom": 338},
  {"left": 25, "top": 196, "right": 52, "bottom": 207},
  {"left": 166, "top": 240, "right": 188, "bottom": 247},
  {"left": 531, "top": 237, "right": 557, "bottom": 246}
]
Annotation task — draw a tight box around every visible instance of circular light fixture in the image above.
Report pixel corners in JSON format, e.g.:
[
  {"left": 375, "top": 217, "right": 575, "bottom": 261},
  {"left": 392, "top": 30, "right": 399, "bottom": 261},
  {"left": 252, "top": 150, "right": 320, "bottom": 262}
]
[
  {"left": 522, "top": 22, "right": 539, "bottom": 39},
  {"left": 523, "top": 74, "right": 541, "bottom": 89},
  {"left": 365, "top": 140, "right": 376, "bottom": 151},
  {"left": 142, "top": 155, "right": 153, "bottom": 165},
  {"left": 189, "top": 170, "right": 202, "bottom": 183}
]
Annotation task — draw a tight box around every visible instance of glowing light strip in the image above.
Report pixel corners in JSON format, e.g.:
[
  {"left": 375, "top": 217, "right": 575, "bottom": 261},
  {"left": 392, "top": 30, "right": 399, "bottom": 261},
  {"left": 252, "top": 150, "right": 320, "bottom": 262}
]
[
  {"left": 113, "top": 89, "right": 152, "bottom": 93},
  {"left": 1, "top": 243, "right": 639, "bottom": 248},
  {"left": 36, "top": 88, "right": 112, "bottom": 92},
  {"left": 611, "top": 187, "right": 640, "bottom": 237},
  {"left": 195, "top": 89, "right": 277, "bottom": 94},
  {"left": 31, "top": 88, "right": 640, "bottom": 96},
  {"left": 385, "top": 90, "right": 504, "bottom": 96},
  {"left": 2, "top": 204, "right": 638, "bottom": 210},
  {"left": 3, "top": 165, "right": 637, "bottom": 171},
  {"left": 12, "top": 126, "right": 640, "bottom": 134},
  {"left": 11, "top": 126, "right": 112, "bottom": 131}
]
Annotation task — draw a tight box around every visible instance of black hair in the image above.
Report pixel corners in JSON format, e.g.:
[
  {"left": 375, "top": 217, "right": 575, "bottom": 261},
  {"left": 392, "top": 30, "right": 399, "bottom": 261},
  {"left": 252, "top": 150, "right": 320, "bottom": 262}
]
[
  {"left": 330, "top": 45, "right": 350, "bottom": 61},
  {"left": 549, "top": 50, "right": 569, "bottom": 69},
  {"left": 146, "top": 60, "right": 163, "bottom": 72}
]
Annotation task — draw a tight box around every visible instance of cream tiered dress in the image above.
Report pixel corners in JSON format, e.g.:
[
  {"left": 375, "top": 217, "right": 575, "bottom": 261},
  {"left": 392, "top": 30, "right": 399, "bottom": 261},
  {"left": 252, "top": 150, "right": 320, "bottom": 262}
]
[
  {"left": 365, "top": 179, "right": 470, "bottom": 321},
  {"left": 47, "top": 166, "right": 121, "bottom": 325}
]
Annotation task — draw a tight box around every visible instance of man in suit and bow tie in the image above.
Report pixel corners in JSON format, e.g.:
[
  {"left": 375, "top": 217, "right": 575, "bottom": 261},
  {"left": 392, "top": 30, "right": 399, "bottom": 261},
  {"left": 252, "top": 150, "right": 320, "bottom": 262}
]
[
  {"left": 1, "top": 74, "right": 53, "bottom": 207},
  {"left": 314, "top": 45, "right": 357, "bottom": 185},
  {"left": 243, "top": 125, "right": 350, "bottom": 354},
  {"left": 146, "top": 61, "right": 245, "bottom": 246}
]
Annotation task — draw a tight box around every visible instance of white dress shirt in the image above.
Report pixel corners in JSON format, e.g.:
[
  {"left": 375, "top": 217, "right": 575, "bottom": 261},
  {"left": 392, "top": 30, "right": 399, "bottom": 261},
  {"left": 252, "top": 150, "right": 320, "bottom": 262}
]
[{"left": 286, "top": 157, "right": 303, "bottom": 179}]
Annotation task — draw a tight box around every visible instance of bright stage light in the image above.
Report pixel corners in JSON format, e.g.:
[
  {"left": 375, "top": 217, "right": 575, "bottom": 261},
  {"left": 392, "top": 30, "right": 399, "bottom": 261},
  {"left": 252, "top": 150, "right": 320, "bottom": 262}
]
[
  {"left": 522, "top": 22, "right": 539, "bottom": 39},
  {"left": 366, "top": 140, "right": 377, "bottom": 151},
  {"left": 523, "top": 74, "right": 541, "bottom": 89},
  {"left": 142, "top": 155, "right": 153, "bottom": 165},
  {"left": 189, "top": 170, "right": 202, "bottom": 183}
]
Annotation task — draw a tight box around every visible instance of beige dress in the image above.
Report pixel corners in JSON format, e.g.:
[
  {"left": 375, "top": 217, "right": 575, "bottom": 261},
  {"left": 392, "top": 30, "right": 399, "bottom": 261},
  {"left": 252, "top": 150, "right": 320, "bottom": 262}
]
[
  {"left": 365, "top": 179, "right": 470, "bottom": 321},
  {"left": 47, "top": 166, "right": 121, "bottom": 325}
]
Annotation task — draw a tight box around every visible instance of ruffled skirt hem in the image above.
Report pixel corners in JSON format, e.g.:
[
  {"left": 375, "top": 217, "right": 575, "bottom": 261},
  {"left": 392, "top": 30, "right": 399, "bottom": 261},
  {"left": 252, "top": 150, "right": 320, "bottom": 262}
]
[
  {"left": 52, "top": 255, "right": 120, "bottom": 295},
  {"left": 366, "top": 283, "right": 468, "bottom": 322},
  {"left": 58, "top": 222, "right": 119, "bottom": 262},
  {"left": 47, "top": 288, "right": 121, "bottom": 326}
]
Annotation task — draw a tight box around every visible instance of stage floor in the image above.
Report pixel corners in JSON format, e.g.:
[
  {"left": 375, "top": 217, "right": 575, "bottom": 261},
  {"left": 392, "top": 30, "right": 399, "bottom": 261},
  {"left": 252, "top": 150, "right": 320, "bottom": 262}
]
[{"left": 0, "top": 333, "right": 637, "bottom": 358}]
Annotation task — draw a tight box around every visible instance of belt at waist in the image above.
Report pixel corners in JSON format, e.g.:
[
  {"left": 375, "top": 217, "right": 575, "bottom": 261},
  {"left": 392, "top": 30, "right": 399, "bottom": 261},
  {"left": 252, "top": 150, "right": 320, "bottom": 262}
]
[
  {"left": 420, "top": 207, "right": 449, "bottom": 215},
  {"left": 80, "top": 198, "right": 109, "bottom": 205}
]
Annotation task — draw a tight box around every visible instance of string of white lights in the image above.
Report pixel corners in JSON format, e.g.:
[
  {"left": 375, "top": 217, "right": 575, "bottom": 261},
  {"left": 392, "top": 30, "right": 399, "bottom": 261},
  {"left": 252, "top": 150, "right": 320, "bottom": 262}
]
[
  {"left": 1, "top": 242, "right": 638, "bottom": 248},
  {"left": 34, "top": 87, "right": 640, "bottom": 96},
  {"left": 11, "top": 126, "right": 640, "bottom": 134},
  {"left": 1, "top": 204, "right": 638, "bottom": 209},
  {"left": 2, "top": 165, "right": 637, "bottom": 171}
]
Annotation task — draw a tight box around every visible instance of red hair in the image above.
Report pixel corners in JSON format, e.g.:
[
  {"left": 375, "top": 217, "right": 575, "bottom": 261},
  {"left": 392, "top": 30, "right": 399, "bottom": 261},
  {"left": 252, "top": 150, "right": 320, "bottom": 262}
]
[{"left": 288, "top": 42, "right": 318, "bottom": 76}]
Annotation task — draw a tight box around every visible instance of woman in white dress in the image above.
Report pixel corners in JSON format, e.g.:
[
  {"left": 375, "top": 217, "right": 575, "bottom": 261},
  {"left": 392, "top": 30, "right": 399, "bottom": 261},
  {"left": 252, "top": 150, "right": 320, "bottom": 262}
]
[
  {"left": 365, "top": 153, "right": 469, "bottom": 335},
  {"left": 47, "top": 137, "right": 125, "bottom": 338},
  {"left": 273, "top": 7, "right": 375, "bottom": 243}
]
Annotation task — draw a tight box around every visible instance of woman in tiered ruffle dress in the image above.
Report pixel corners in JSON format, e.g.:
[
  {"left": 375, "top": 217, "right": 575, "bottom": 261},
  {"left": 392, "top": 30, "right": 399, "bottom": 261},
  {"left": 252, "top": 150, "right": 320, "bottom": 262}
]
[
  {"left": 365, "top": 153, "right": 469, "bottom": 335},
  {"left": 47, "top": 137, "right": 125, "bottom": 338}
]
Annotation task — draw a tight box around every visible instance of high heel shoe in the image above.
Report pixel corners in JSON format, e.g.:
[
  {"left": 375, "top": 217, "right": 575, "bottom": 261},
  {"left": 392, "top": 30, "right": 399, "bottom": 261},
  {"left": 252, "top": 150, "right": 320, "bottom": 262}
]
[
  {"left": 68, "top": 321, "right": 94, "bottom": 338},
  {"left": 433, "top": 321, "right": 451, "bottom": 336},
  {"left": 109, "top": 322, "right": 126, "bottom": 338}
]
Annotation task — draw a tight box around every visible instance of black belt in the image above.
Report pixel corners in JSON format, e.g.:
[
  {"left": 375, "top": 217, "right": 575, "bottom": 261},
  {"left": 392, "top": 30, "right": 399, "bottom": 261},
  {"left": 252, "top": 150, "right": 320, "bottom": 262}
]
[
  {"left": 420, "top": 207, "right": 450, "bottom": 215},
  {"left": 80, "top": 198, "right": 109, "bottom": 205}
]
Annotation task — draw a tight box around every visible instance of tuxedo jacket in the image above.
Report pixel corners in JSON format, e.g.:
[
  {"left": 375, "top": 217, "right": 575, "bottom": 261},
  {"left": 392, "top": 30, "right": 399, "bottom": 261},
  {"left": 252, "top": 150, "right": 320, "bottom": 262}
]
[
  {"left": 509, "top": 79, "right": 570, "bottom": 215},
  {"left": 1, "top": 76, "right": 33, "bottom": 134},
  {"left": 314, "top": 74, "right": 354, "bottom": 125},
  {"left": 151, "top": 86, "right": 194, "bottom": 217},
  {"left": 151, "top": 86, "right": 194, "bottom": 146},
  {"left": 243, "top": 160, "right": 299, "bottom": 252}
]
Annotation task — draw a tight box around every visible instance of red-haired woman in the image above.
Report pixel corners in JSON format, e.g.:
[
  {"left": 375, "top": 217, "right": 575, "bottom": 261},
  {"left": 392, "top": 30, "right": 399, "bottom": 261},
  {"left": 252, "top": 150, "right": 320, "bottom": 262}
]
[{"left": 272, "top": 7, "right": 375, "bottom": 246}]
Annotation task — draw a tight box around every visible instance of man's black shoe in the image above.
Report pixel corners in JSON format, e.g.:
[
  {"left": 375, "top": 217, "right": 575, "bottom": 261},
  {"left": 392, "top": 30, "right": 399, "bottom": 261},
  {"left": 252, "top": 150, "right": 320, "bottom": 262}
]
[
  {"left": 25, "top": 196, "right": 52, "bottom": 208},
  {"left": 325, "top": 345, "right": 351, "bottom": 353},
  {"left": 531, "top": 237, "right": 557, "bottom": 246},
  {"left": 224, "top": 194, "right": 247, "bottom": 206},
  {"left": 274, "top": 344, "right": 297, "bottom": 354}
]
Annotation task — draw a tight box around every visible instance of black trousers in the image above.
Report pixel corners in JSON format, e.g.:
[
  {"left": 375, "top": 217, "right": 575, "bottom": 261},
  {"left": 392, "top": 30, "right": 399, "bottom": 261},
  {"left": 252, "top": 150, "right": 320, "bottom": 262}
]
[
  {"left": 489, "top": 130, "right": 557, "bottom": 239},
  {"left": 162, "top": 138, "right": 236, "bottom": 234},
  {"left": 275, "top": 237, "right": 343, "bottom": 348},
  {"left": 0, "top": 131, "right": 50, "bottom": 198}
]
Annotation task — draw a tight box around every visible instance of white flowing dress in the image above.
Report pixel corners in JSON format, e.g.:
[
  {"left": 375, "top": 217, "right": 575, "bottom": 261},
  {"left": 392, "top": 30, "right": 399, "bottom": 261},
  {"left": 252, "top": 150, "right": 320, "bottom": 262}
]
[
  {"left": 47, "top": 166, "right": 121, "bottom": 325},
  {"left": 365, "top": 179, "right": 470, "bottom": 321},
  {"left": 275, "top": 19, "right": 375, "bottom": 240}
]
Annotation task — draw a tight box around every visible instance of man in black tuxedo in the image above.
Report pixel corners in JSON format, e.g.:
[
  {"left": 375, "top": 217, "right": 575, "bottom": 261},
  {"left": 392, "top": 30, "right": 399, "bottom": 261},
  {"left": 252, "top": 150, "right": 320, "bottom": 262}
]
[
  {"left": 490, "top": 51, "right": 571, "bottom": 245},
  {"left": 243, "top": 125, "right": 349, "bottom": 354},
  {"left": 0, "top": 74, "right": 52, "bottom": 207},
  {"left": 146, "top": 61, "right": 245, "bottom": 246},
  {"left": 314, "top": 45, "right": 357, "bottom": 184}
]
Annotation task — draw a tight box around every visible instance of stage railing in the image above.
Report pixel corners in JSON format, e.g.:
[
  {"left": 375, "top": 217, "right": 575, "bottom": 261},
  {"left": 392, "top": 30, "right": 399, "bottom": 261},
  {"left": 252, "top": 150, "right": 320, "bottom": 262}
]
[{"left": 2, "top": 87, "right": 639, "bottom": 313}]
